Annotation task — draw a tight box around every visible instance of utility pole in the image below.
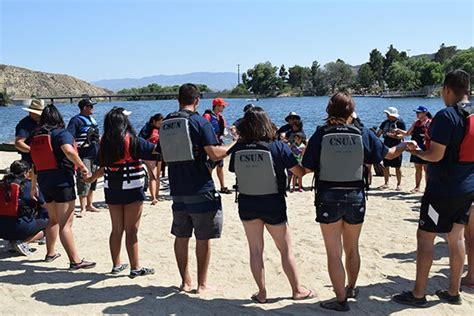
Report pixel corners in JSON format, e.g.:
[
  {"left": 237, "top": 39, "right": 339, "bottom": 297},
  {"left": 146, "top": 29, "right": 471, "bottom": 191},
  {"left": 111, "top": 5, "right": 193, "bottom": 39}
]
[{"left": 237, "top": 64, "right": 240, "bottom": 85}]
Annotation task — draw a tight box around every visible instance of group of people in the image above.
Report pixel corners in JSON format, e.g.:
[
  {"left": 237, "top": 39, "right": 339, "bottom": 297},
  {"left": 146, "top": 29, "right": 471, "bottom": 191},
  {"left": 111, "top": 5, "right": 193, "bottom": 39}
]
[{"left": 0, "top": 69, "right": 472, "bottom": 312}]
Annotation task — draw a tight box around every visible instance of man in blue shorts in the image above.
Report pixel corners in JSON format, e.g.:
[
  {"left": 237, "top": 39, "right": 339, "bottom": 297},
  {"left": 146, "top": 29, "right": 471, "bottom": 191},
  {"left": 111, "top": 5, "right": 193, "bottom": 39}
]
[
  {"left": 162, "top": 84, "right": 235, "bottom": 293},
  {"left": 15, "top": 99, "right": 44, "bottom": 165},
  {"left": 393, "top": 69, "right": 474, "bottom": 307}
]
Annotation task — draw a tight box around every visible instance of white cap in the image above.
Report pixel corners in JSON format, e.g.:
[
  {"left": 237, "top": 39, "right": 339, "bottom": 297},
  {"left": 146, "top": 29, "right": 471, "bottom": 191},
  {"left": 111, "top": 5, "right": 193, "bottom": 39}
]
[
  {"left": 384, "top": 107, "right": 399, "bottom": 118},
  {"left": 122, "top": 109, "right": 132, "bottom": 116}
]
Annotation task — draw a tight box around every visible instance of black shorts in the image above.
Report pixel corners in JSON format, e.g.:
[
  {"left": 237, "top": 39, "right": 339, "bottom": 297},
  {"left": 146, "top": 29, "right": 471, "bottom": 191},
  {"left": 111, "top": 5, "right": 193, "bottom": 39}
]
[
  {"left": 383, "top": 156, "right": 402, "bottom": 168},
  {"left": 238, "top": 194, "right": 287, "bottom": 225},
  {"left": 419, "top": 192, "right": 474, "bottom": 233},
  {"left": 206, "top": 159, "right": 224, "bottom": 169},
  {"left": 315, "top": 188, "right": 366, "bottom": 225},
  {"left": 42, "top": 186, "right": 76, "bottom": 203},
  {"left": 410, "top": 155, "right": 428, "bottom": 165}
]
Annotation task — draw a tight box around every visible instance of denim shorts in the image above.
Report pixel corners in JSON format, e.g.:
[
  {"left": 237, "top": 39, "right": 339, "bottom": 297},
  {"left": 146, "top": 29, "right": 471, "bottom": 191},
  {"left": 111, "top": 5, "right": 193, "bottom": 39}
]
[{"left": 315, "top": 188, "right": 366, "bottom": 224}]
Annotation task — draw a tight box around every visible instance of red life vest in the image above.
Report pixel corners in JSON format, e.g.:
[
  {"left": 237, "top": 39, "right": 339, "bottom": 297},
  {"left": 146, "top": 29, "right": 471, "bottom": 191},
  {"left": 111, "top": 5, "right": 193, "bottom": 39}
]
[
  {"left": 458, "top": 103, "right": 474, "bottom": 163},
  {"left": 147, "top": 128, "right": 160, "bottom": 144},
  {"left": 104, "top": 134, "right": 146, "bottom": 190},
  {"left": 0, "top": 182, "right": 20, "bottom": 217},
  {"left": 30, "top": 127, "right": 77, "bottom": 172}
]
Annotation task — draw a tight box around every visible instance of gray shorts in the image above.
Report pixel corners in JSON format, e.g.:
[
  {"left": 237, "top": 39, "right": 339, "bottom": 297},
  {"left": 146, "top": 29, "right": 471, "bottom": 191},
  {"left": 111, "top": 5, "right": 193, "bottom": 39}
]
[
  {"left": 76, "top": 158, "right": 98, "bottom": 196},
  {"left": 171, "top": 192, "right": 223, "bottom": 240}
]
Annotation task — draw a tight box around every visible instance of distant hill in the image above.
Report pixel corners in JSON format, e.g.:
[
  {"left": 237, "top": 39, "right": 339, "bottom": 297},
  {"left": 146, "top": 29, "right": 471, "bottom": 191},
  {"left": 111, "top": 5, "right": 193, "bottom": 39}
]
[
  {"left": 93, "top": 72, "right": 238, "bottom": 92},
  {"left": 0, "top": 64, "right": 112, "bottom": 98}
]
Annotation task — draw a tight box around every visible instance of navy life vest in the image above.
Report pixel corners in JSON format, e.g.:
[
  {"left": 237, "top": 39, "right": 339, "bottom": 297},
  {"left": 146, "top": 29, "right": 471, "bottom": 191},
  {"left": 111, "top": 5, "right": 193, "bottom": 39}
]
[
  {"left": 76, "top": 115, "right": 100, "bottom": 148},
  {"left": 104, "top": 134, "right": 146, "bottom": 190},
  {"left": 317, "top": 124, "right": 365, "bottom": 189},
  {"left": 30, "top": 127, "right": 76, "bottom": 172},
  {"left": 234, "top": 142, "right": 285, "bottom": 196},
  {"left": 203, "top": 110, "right": 226, "bottom": 138},
  {"left": 0, "top": 178, "right": 35, "bottom": 218},
  {"left": 159, "top": 110, "right": 205, "bottom": 164}
]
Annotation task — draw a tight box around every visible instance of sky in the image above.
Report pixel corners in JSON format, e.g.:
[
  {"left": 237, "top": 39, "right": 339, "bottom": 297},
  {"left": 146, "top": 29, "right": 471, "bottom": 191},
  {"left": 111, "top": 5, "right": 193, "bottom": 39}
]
[{"left": 1, "top": 0, "right": 473, "bottom": 82}]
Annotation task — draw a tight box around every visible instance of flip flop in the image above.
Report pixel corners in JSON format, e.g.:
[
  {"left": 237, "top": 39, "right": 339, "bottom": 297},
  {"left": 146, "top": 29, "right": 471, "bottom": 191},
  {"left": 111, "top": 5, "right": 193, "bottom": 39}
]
[
  {"left": 251, "top": 293, "right": 267, "bottom": 304},
  {"left": 293, "top": 289, "right": 314, "bottom": 301},
  {"left": 410, "top": 188, "right": 420, "bottom": 193}
]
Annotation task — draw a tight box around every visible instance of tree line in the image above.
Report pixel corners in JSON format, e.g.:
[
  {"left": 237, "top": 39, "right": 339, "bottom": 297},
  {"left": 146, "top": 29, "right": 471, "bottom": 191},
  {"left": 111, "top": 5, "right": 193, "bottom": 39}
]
[
  {"left": 117, "top": 83, "right": 211, "bottom": 99},
  {"left": 235, "top": 44, "right": 473, "bottom": 97}
]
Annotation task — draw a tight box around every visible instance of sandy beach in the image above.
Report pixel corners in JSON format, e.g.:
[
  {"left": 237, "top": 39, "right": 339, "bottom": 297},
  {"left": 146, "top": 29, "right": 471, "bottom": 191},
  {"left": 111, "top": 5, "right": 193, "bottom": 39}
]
[{"left": 0, "top": 150, "right": 472, "bottom": 315}]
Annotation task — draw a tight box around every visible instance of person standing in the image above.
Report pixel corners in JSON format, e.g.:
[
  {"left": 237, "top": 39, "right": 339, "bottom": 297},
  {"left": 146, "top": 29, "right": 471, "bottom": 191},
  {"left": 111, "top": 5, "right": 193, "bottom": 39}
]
[
  {"left": 67, "top": 99, "right": 100, "bottom": 217},
  {"left": 30, "top": 104, "right": 95, "bottom": 269},
  {"left": 463, "top": 205, "right": 474, "bottom": 288},
  {"left": 394, "top": 106, "right": 432, "bottom": 193},
  {"left": 15, "top": 99, "right": 44, "bottom": 165},
  {"left": 203, "top": 98, "right": 231, "bottom": 194},
  {"left": 393, "top": 69, "right": 474, "bottom": 307},
  {"left": 377, "top": 107, "right": 406, "bottom": 190},
  {"left": 139, "top": 113, "right": 164, "bottom": 205},
  {"left": 159, "top": 84, "right": 234, "bottom": 293},
  {"left": 303, "top": 93, "right": 407, "bottom": 312}
]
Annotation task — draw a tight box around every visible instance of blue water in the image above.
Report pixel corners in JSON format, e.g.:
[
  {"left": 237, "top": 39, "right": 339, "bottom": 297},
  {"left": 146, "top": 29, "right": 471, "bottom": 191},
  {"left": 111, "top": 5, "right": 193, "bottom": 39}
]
[{"left": 0, "top": 96, "right": 445, "bottom": 144}]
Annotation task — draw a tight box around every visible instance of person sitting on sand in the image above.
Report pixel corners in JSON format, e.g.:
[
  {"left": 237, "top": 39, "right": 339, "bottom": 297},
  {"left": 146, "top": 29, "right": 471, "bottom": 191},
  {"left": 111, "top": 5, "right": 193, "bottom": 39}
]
[
  {"left": 393, "top": 70, "right": 474, "bottom": 307},
  {"left": 138, "top": 113, "right": 164, "bottom": 205},
  {"left": 228, "top": 107, "right": 313, "bottom": 304},
  {"left": 302, "top": 93, "right": 407, "bottom": 312},
  {"left": 0, "top": 160, "right": 49, "bottom": 256},
  {"left": 86, "top": 107, "right": 159, "bottom": 278},
  {"left": 30, "top": 104, "right": 95, "bottom": 269}
]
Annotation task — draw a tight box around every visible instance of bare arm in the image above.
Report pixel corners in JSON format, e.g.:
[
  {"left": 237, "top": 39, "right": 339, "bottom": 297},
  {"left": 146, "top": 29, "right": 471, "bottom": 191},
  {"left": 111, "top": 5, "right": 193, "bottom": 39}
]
[
  {"left": 61, "top": 144, "right": 89, "bottom": 176},
  {"left": 85, "top": 167, "right": 105, "bottom": 183},
  {"left": 14, "top": 136, "right": 30, "bottom": 153},
  {"left": 30, "top": 171, "right": 38, "bottom": 201},
  {"left": 204, "top": 141, "right": 237, "bottom": 161},
  {"left": 384, "top": 142, "right": 407, "bottom": 160},
  {"left": 409, "top": 141, "right": 446, "bottom": 162}
]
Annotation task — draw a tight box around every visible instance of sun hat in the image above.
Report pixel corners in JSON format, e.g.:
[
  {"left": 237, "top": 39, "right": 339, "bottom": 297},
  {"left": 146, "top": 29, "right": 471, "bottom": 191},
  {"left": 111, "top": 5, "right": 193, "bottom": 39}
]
[
  {"left": 383, "top": 107, "right": 399, "bottom": 118},
  {"left": 285, "top": 112, "right": 301, "bottom": 122},
  {"left": 22, "top": 99, "right": 45, "bottom": 116},
  {"left": 212, "top": 98, "right": 228, "bottom": 107},
  {"left": 414, "top": 106, "right": 428, "bottom": 113}
]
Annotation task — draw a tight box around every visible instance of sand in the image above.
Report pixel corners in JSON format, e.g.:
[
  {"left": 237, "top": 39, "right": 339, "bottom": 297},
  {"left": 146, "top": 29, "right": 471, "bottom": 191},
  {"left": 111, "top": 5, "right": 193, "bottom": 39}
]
[{"left": 0, "top": 151, "right": 472, "bottom": 315}]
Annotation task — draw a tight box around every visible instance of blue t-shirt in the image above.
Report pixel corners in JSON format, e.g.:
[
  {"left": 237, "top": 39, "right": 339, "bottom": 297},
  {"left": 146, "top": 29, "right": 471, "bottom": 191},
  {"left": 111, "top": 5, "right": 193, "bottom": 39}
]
[
  {"left": 302, "top": 126, "right": 389, "bottom": 171},
  {"left": 167, "top": 113, "right": 219, "bottom": 196},
  {"left": 15, "top": 116, "right": 39, "bottom": 163},
  {"left": 426, "top": 106, "right": 474, "bottom": 196},
  {"left": 37, "top": 128, "right": 76, "bottom": 190},
  {"left": 67, "top": 115, "right": 99, "bottom": 159}
]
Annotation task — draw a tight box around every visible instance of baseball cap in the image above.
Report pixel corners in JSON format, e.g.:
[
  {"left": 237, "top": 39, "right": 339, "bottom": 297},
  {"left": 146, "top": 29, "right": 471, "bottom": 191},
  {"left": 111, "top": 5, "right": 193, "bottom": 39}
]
[
  {"left": 383, "top": 107, "right": 399, "bottom": 118},
  {"left": 212, "top": 98, "right": 228, "bottom": 107},
  {"left": 78, "top": 99, "right": 97, "bottom": 109},
  {"left": 414, "top": 106, "right": 428, "bottom": 113}
]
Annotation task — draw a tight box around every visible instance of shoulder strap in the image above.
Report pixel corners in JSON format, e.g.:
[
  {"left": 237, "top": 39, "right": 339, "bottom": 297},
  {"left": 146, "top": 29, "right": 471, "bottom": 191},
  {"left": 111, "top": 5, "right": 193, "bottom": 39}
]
[{"left": 77, "top": 115, "right": 92, "bottom": 125}]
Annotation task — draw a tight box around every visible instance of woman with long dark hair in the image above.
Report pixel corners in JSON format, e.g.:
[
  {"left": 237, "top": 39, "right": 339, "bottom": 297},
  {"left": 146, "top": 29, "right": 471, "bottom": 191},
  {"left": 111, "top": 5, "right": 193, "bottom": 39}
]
[
  {"left": 86, "top": 107, "right": 158, "bottom": 278},
  {"left": 302, "top": 93, "right": 406, "bottom": 311},
  {"left": 138, "top": 113, "right": 164, "bottom": 204},
  {"left": 229, "top": 107, "right": 313, "bottom": 304},
  {"left": 30, "top": 104, "right": 95, "bottom": 269}
]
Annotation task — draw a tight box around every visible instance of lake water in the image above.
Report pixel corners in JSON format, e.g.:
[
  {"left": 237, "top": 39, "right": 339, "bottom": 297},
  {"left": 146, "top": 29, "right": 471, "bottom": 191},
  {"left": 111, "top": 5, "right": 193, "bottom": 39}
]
[{"left": 0, "top": 96, "right": 445, "bottom": 144}]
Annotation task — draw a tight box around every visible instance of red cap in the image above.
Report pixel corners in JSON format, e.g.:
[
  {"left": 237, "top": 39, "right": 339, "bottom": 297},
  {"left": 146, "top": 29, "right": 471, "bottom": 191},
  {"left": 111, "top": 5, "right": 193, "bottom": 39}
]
[{"left": 212, "top": 98, "right": 228, "bottom": 107}]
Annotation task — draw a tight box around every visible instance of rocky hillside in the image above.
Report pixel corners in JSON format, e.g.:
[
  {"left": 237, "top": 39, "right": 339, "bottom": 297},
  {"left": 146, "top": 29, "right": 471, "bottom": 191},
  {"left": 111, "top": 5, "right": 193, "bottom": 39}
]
[{"left": 0, "top": 64, "right": 112, "bottom": 98}]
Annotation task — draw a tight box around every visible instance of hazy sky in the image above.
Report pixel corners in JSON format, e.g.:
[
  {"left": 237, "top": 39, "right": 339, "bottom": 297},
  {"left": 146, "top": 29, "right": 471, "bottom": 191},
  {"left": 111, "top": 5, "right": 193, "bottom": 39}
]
[{"left": 1, "top": 0, "right": 472, "bottom": 82}]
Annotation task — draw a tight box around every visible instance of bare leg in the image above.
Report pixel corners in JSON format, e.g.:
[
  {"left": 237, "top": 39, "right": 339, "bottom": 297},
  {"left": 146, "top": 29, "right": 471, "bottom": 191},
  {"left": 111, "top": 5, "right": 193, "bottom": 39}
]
[
  {"left": 217, "top": 165, "right": 225, "bottom": 189},
  {"left": 462, "top": 206, "right": 474, "bottom": 285},
  {"left": 414, "top": 163, "right": 422, "bottom": 190},
  {"left": 123, "top": 201, "right": 143, "bottom": 270},
  {"left": 383, "top": 166, "right": 390, "bottom": 186},
  {"left": 44, "top": 202, "right": 59, "bottom": 257},
  {"left": 320, "top": 220, "right": 346, "bottom": 301},
  {"left": 395, "top": 167, "right": 402, "bottom": 188},
  {"left": 78, "top": 195, "right": 87, "bottom": 215},
  {"left": 145, "top": 160, "right": 158, "bottom": 204},
  {"left": 24, "top": 231, "right": 44, "bottom": 243},
  {"left": 413, "top": 229, "right": 436, "bottom": 298},
  {"left": 86, "top": 190, "right": 99, "bottom": 212},
  {"left": 342, "top": 222, "right": 363, "bottom": 288},
  {"left": 156, "top": 161, "right": 162, "bottom": 199},
  {"left": 196, "top": 239, "right": 212, "bottom": 293},
  {"left": 56, "top": 200, "right": 81, "bottom": 263},
  {"left": 174, "top": 237, "right": 192, "bottom": 291},
  {"left": 446, "top": 223, "right": 465, "bottom": 296},
  {"left": 266, "top": 223, "right": 311, "bottom": 299},
  {"left": 108, "top": 204, "right": 125, "bottom": 267},
  {"left": 242, "top": 219, "right": 266, "bottom": 302}
]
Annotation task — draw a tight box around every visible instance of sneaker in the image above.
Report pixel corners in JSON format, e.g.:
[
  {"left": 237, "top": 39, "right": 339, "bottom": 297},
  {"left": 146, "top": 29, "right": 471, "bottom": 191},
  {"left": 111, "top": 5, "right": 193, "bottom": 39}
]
[
  {"left": 129, "top": 267, "right": 155, "bottom": 279},
  {"left": 435, "top": 290, "right": 462, "bottom": 305},
  {"left": 111, "top": 263, "right": 129, "bottom": 275},
  {"left": 14, "top": 241, "right": 31, "bottom": 256},
  {"left": 346, "top": 286, "right": 359, "bottom": 299},
  {"left": 320, "top": 298, "right": 350, "bottom": 312},
  {"left": 69, "top": 259, "right": 96, "bottom": 270},
  {"left": 392, "top": 291, "right": 427, "bottom": 308}
]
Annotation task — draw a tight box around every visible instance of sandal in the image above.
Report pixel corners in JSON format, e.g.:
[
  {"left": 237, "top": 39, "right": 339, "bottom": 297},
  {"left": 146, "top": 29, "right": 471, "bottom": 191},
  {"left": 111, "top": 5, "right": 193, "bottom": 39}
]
[
  {"left": 293, "top": 289, "right": 314, "bottom": 301},
  {"left": 69, "top": 259, "right": 96, "bottom": 270},
  {"left": 111, "top": 263, "right": 129, "bottom": 275},
  {"left": 392, "top": 291, "right": 427, "bottom": 308},
  {"left": 320, "top": 298, "right": 350, "bottom": 312},
  {"left": 251, "top": 293, "right": 267, "bottom": 304},
  {"left": 219, "top": 187, "right": 232, "bottom": 194},
  {"left": 410, "top": 188, "right": 420, "bottom": 194},
  {"left": 44, "top": 253, "right": 61, "bottom": 263},
  {"left": 435, "top": 290, "right": 462, "bottom": 305}
]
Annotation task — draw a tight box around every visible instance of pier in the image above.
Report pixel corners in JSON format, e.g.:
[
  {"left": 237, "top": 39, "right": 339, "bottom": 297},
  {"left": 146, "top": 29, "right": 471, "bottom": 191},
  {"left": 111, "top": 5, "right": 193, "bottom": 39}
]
[{"left": 37, "top": 93, "right": 180, "bottom": 104}]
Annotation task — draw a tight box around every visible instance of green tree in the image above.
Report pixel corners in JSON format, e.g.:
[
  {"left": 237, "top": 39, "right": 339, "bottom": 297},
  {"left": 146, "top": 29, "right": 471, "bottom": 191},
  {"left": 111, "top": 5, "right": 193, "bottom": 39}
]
[
  {"left": 384, "top": 44, "right": 401, "bottom": 76},
  {"left": 229, "top": 84, "right": 249, "bottom": 95},
  {"left": 444, "top": 47, "right": 474, "bottom": 86},
  {"left": 310, "top": 60, "right": 327, "bottom": 95},
  {"left": 244, "top": 62, "right": 281, "bottom": 95},
  {"left": 324, "top": 59, "right": 355, "bottom": 93},
  {"left": 279, "top": 64, "right": 288, "bottom": 82},
  {"left": 385, "top": 61, "right": 419, "bottom": 91},
  {"left": 434, "top": 43, "right": 457, "bottom": 63},
  {"left": 288, "top": 65, "right": 311, "bottom": 91},
  {"left": 369, "top": 49, "right": 384, "bottom": 87},
  {"left": 357, "top": 63, "right": 375, "bottom": 89},
  {"left": 419, "top": 61, "right": 444, "bottom": 86}
]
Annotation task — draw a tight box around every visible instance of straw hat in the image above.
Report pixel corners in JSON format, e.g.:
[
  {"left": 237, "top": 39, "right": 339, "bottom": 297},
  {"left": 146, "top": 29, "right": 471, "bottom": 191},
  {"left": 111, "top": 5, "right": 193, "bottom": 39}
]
[{"left": 22, "top": 99, "right": 45, "bottom": 116}]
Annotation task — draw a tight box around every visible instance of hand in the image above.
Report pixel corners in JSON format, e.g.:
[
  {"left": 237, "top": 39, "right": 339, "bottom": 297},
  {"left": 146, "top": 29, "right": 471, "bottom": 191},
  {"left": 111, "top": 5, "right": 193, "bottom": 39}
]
[
  {"left": 83, "top": 176, "right": 95, "bottom": 184},
  {"left": 404, "top": 140, "right": 419, "bottom": 151},
  {"left": 80, "top": 166, "right": 90, "bottom": 178}
]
